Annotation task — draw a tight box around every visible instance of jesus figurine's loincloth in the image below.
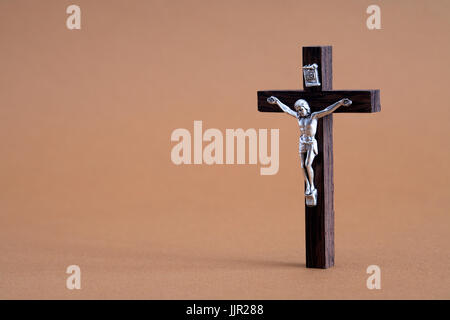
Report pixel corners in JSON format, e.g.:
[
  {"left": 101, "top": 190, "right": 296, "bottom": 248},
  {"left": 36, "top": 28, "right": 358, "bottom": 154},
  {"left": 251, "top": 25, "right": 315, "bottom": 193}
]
[{"left": 299, "top": 136, "right": 318, "bottom": 155}]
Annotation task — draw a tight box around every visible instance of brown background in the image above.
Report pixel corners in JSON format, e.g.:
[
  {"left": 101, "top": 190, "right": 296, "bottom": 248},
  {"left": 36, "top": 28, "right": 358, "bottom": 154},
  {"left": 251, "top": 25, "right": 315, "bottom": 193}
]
[{"left": 0, "top": 0, "right": 449, "bottom": 299}]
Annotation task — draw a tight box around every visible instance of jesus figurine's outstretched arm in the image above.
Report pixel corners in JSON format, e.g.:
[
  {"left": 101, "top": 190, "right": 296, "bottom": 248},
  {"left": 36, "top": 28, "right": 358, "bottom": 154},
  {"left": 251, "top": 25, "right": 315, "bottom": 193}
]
[
  {"left": 311, "top": 98, "right": 352, "bottom": 119},
  {"left": 267, "top": 96, "right": 297, "bottom": 118}
]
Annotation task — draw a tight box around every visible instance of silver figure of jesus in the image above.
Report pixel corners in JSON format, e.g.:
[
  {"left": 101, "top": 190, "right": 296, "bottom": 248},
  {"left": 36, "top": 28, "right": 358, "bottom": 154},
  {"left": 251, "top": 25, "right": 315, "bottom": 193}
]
[{"left": 267, "top": 96, "right": 352, "bottom": 206}]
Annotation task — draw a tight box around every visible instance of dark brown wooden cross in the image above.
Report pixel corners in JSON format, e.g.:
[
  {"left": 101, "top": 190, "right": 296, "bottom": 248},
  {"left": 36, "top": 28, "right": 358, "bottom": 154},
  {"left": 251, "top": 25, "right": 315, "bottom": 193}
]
[{"left": 257, "top": 46, "right": 380, "bottom": 269}]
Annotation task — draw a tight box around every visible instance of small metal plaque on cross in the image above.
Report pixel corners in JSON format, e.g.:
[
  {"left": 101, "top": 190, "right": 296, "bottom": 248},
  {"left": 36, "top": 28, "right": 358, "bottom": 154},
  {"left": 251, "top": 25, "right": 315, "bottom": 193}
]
[{"left": 302, "top": 63, "right": 321, "bottom": 87}]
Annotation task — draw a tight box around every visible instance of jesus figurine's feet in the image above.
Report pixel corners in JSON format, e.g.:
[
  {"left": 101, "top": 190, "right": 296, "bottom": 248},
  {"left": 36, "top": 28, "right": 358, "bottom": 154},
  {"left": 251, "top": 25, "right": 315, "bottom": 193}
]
[
  {"left": 305, "top": 187, "right": 311, "bottom": 195},
  {"left": 305, "top": 188, "right": 318, "bottom": 207}
]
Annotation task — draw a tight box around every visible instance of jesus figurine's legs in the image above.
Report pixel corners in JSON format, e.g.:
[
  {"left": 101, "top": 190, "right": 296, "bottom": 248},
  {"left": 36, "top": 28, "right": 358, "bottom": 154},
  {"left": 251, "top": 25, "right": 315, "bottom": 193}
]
[
  {"left": 300, "top": 152, "right": 311, "bottom": 194},
  {"left": 305, "top": 148, "right": 316, "bottom": 193}
]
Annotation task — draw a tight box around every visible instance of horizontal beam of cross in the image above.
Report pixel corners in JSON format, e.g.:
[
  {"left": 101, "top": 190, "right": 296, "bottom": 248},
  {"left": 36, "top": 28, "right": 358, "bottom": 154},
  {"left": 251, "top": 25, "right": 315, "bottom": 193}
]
[{"left": 257, "top": 90, "right": 380, "bottom": 113}]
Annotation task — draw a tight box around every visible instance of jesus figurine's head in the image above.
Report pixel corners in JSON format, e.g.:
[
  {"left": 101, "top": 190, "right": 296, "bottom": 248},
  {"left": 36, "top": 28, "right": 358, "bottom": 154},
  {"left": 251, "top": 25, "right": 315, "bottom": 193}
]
[{"left": 294, "top": 99, "right": 310, "bottom": 117}]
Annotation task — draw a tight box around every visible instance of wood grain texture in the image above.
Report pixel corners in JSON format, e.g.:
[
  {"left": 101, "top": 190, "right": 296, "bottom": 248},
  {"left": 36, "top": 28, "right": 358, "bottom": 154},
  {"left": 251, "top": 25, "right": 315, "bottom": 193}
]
[{"left": 257, "top": 90, "right": 381, "bottom": 113}]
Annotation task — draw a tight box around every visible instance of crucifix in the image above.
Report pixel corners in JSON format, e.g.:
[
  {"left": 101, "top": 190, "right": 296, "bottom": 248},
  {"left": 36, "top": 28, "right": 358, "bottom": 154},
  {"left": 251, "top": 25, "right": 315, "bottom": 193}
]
[{"left": 257, "top": 46, "right": 380, "bottom": 268}]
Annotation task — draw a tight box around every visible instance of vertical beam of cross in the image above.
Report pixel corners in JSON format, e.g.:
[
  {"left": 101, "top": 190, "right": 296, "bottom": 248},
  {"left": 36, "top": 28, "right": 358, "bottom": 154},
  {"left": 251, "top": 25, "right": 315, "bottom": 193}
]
[{"left": 303, "top": 46, "right": 334, "bottom": 268}]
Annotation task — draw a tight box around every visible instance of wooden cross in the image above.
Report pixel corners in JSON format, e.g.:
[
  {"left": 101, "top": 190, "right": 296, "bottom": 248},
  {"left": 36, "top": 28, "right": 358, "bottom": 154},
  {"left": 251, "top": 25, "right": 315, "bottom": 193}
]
[{"left": 257, "top": 46, "right": 381, "bottom": 269}]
